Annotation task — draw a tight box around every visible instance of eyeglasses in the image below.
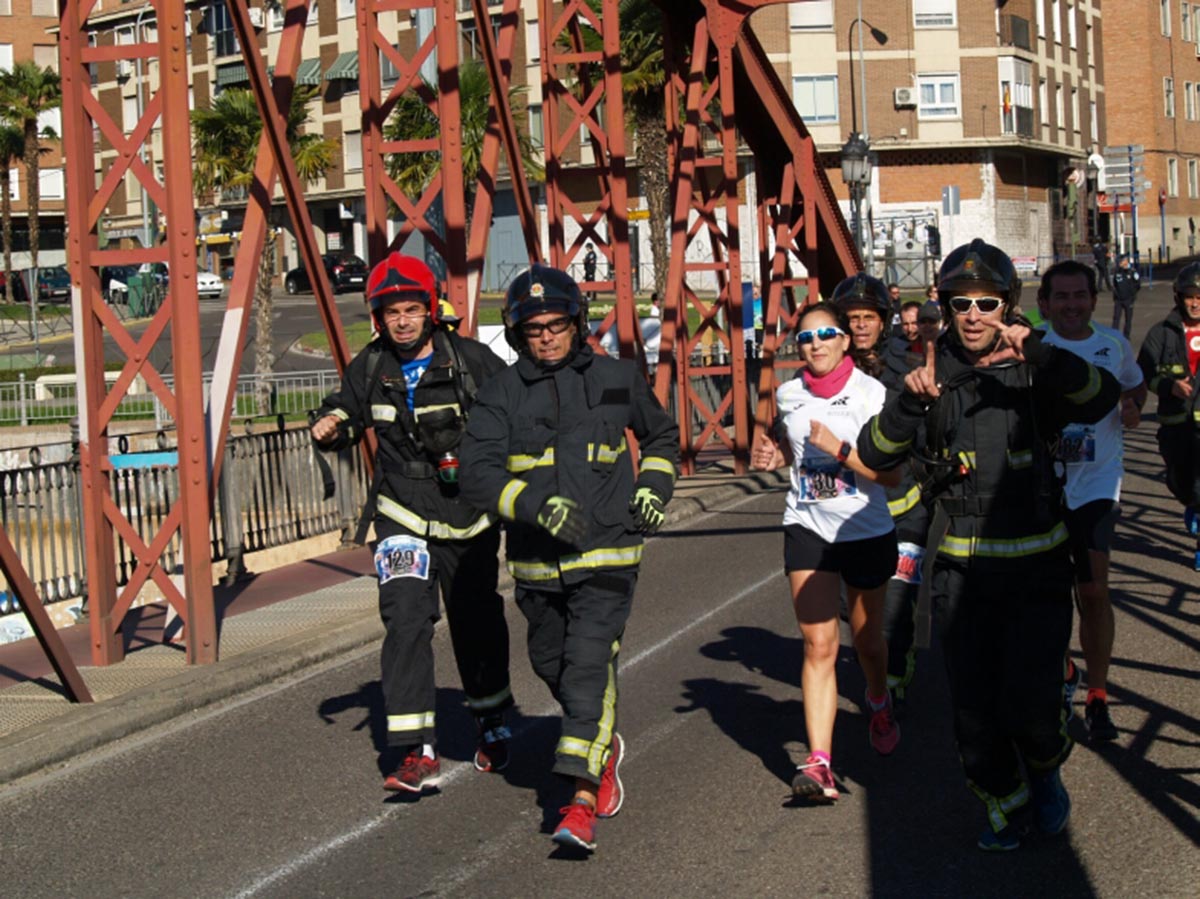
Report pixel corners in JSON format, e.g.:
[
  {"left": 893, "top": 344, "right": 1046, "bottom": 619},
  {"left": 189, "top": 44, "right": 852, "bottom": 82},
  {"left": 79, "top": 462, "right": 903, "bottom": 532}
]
[
  {"left": 947, "top": 296, "right": 1004, "bottom": 315},
  {"left": 520, "top": 315, "right": 573, "bottom": 338},
  {"left": 381, "top": 308, "right": 428, "bottom": 323},
  {"left": 796, "top": 326, "right": 846, "bottom": 345}
]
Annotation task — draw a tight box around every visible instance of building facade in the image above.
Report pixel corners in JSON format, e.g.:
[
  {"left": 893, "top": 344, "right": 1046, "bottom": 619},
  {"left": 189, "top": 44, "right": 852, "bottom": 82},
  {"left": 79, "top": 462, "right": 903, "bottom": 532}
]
[
  {"left": 1102, "top": 0, "right": 1200, "bottom": 263},
  {"left": 0, "top": 0, "right": 67, "bottom": 271},
  {"left": 770, "top": 0, "right": 1105, "bottom": 281}
]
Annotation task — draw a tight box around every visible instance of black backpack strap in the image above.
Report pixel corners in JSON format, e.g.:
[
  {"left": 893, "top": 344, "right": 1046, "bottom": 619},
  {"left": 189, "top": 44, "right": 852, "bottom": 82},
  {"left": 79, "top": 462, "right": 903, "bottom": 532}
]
[{"left": 435, "top": 329, "right": 479, "bottom": 420}]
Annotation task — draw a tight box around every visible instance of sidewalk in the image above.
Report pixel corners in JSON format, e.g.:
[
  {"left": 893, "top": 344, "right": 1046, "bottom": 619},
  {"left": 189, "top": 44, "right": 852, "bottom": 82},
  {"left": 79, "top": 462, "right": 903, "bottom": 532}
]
[{"left": 0, "top": 462, "right": 787, "bottom": 784}]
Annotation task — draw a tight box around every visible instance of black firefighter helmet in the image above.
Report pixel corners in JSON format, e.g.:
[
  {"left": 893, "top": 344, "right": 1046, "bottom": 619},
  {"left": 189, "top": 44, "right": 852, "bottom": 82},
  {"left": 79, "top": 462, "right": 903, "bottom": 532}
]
[
  {"left": 936, "top": 239, "right": 1022, "bottom": 320},
  {"left": 503, "top": 264, "right": 588, "bottom": 351}
]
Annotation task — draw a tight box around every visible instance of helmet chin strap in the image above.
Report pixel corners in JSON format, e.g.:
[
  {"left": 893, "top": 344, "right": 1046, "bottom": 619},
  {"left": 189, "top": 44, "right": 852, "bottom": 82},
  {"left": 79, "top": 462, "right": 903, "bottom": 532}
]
[{"left": 391, "top": 318, "right": 434, "bottom": 353}]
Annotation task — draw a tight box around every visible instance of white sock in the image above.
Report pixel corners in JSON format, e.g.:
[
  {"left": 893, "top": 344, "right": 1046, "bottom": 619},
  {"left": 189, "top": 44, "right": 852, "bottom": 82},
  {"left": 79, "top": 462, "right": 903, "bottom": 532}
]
[{"left": 422, "top": 743, "right": 436, "bottom": 759}]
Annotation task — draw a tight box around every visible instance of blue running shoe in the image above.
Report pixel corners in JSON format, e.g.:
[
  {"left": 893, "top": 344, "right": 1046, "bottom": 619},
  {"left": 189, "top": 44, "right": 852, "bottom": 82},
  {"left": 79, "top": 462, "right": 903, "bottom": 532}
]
[
  {"left": 1032, "top": 768, "right": 1071, "bottom": 835},
  {"left": 1185, "top": 507, "right": 1198, "bottom": 536},
  {"left": 977, "top": 825, "right": 1021, "bottom": 852}
]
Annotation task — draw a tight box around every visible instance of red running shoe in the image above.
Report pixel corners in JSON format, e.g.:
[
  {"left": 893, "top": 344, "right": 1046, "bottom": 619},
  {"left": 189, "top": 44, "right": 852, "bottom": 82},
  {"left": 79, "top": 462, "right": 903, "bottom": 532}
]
[
  {"left": 868, "top": 693, "right": 901, "bottom": 755},
  {"left": 473, "top": 717, "right": 511, "bottom": 773},
  {"left": 552, "top": 800, "right": 597, "bottom": 852},
  {"left": 596, "top": 732, "right": 624, "bottom": 818},
  {"left": 792, "top": 754, "right": 839, "bottom": 802},
  {"left": 383, "top": 750, "right": 442, "bottom": 793}
]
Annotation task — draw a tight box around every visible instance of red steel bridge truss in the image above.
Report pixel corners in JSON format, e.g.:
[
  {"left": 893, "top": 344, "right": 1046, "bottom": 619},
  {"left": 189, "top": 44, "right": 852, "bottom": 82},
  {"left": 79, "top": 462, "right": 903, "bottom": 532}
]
[{"left": 28, "top": 0, "right": 856, "bottom": 681}]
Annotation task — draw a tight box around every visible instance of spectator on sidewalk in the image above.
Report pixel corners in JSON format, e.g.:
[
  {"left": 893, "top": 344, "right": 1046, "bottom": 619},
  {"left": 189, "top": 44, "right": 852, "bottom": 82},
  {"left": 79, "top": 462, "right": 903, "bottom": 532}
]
[
  {"left": 310, "top": 253, "right": 514, "bottom": 795},
  {"left": 1092, "top": 241, "right": 1112, "bottom": 292},
  {"left": 1111, "top": 256, "right": 1140, "bottom": 338},
  {"left": 460, "top": 264, "right": 679, "bottom": 853},
  {"left": 1036, "top": 260, "right": 1146, "bottom": 743}
]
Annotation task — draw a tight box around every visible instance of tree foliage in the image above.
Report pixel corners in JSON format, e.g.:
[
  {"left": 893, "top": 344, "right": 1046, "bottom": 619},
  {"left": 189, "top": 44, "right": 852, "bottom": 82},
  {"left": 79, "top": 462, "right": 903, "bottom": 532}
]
[{"left": 0, "top": 61, "right": 62, "bottom": 272}]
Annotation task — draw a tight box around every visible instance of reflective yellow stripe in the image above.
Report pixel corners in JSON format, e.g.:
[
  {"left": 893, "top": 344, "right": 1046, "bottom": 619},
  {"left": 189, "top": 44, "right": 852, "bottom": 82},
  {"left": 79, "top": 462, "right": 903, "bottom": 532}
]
[
  {"left": 498, "top": 479, "right": 528, "bottom": 520},
  {"left": 640, "top": 456, "right": 677, "bottom": 481},
  {"left": 939, "top": 523, "right": 1068, "bottom": 559},
  {"left": 1065, "top": 364, "right": 1101, "bottom": 405},
  {"left": 1007, "top": 449, "right": 1032, "bottom": 469},
  {"left": 330, "top": 408, "right": 350, "bottom": 421},
  {"left": 414, "top": 402, "right": 460, "bottom": 417},
  {"left": 1159, "top": 412, "right": 1187, "bottom": 425},
  {"left": 507, "top": 545, "right": 644, "bottom": 581},
  {"left": 1162, "top": 364, "right": 1186, "bottom": 374},
  {"left": 558, "top": 736, "right": 592, "bottom": 760},
  {"left": 387, "top": 711, "right": 436, "bottom": 734},
  {"left": 589, "top": 640, "right": 620, "bottom": 777},
  {"left": 969, "top": 779, "right": 1031, "bottom": 834},
  {"left": 870, "top": 417, "right": 912, "bottom": 455},
  {"left": 587, "top": 437, "right": 628, "bottom": 464},
  {"left": 377, "top": 495, "right": 495, "bottom": 540},
  {"left": 506, "top": 448, "right": 555, "bottom": 472},
  {"left": 466, "top": 685, "right": 513, "bottom": 713},
  {"left": 371, "top": 404, "right": 397, "bottom": 423},
  {"left": 888, "top": 485, "right": 922, "bottom": 518}
]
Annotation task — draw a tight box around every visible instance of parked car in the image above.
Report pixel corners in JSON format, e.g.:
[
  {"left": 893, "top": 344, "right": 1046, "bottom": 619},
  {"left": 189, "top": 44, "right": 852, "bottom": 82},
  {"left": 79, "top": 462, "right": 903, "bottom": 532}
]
[
  {"left": 196, "top": 269, "right": 224, "bottom": 298},
  {"left": 103, "top": 262, "right": 168, "bottom": 304},
  {"left": 3, "top": 266, "right": 72, "bottom": 303},
  {"left": 283, "top": 253, "right": 369, "bottom": 295}
]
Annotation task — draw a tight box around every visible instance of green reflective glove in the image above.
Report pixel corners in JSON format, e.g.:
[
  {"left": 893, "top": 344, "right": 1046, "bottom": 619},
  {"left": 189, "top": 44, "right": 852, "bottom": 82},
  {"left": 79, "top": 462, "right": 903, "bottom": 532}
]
[
  {"left": 629, "top": 486, "right": 666, "bottom": 535},
  {"left": 537, "top": 495, "right": 588, "bottom": 544}
]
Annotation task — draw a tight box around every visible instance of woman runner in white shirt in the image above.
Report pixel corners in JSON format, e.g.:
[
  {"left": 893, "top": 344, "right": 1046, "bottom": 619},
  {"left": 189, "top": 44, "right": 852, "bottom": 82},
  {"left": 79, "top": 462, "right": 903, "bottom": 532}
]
[{"left": 752, "top": 301, "right": 901, "bottom": 802}]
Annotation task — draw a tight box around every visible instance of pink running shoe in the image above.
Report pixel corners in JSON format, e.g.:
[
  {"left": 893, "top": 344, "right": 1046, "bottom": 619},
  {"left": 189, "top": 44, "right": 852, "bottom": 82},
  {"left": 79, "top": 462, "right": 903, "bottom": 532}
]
[
  {"left": 792, "top": 755, "right": 839, "bottom": 802},
  {"left": 868, "top": 693, "right": 901, "bottom": 755}
]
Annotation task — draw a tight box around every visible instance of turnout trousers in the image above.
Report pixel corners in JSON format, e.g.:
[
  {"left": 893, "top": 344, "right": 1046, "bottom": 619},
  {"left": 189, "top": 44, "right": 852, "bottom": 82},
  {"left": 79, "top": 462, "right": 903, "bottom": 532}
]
[
  {"left": 882, "top": 508, "right": 930, "bottom": 695},
  {"left": 375, "top": 517, "right": 512, "bottom": 749},
  {"left": 933, "top": 557, "right": 1074, "bottom": 820},
  {"left": 515, "top": 570, "right": 636, "bottom": 785}
]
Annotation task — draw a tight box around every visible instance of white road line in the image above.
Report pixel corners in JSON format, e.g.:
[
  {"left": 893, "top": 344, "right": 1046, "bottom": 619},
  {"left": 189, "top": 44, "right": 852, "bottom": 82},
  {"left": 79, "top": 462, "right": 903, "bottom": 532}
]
[{"left": 231, "top": 493, "right": 779, "bottom": 898}]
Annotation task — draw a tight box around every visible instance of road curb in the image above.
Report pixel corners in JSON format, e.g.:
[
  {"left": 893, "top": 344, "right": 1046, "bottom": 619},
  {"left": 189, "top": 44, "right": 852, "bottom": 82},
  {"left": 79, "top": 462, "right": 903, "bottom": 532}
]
[{"left": 0, "top": 469, "right": 787, "bottom": 785}]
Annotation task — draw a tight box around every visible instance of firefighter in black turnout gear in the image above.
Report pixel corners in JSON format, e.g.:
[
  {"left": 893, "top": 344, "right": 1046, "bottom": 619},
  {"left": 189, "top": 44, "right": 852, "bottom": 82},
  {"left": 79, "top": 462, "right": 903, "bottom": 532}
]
[
  {"left": 311, "top": 253, "right": 513, "bottom": 794},
  {"left": 830, "top": 274, "right": 929, "bottom": 709},
  {"left": 857, "top": 240, "right": 1120, "bottom": 851},
  {"left": 460, "top": 264, "right": 679, "bottom": 853},
  {"left": 1137, "top": 262, "right": 1200, "bottom": 569}
]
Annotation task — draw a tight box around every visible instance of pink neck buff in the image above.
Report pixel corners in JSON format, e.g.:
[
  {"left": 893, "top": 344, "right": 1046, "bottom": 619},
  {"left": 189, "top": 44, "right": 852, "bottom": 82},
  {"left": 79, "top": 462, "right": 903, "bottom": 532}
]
[{"left": 802, "top": 355, "right": 854, "bottom": 399}]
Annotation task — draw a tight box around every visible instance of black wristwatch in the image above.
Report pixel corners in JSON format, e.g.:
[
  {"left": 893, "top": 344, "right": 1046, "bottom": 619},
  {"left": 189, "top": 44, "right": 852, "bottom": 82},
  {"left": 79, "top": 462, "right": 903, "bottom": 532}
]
[{"left": 835, "top": 440, "right": 852, "bottom": 463}]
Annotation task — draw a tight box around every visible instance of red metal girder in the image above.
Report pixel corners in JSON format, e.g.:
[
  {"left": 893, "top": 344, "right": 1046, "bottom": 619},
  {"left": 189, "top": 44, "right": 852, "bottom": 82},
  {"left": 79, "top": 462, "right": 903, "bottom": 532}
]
[
  {"left": 161, "top": 0, "right": 218, "bottom": 664},
  {"left": 538, "top": 0, "right": 639, "bottom": 367},
  {"left": 0, "top": 530, "right": 93, "bottom": 702},
  {"left": 207, "top": 0, "right": 353, "bottom": 487},
  {"left": 467, "top": 0, "right": 542, "bottom": 334}
]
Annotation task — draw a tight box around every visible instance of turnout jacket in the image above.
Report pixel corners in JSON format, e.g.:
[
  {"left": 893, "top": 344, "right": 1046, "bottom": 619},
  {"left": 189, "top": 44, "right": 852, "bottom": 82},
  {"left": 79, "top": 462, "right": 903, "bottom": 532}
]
[
  {"left": 460, "top": 345, "right": 679, "bottom": 587},
  {"left": 857, "top": 331, "right": 1120, "bottom": 571},
  {"left": 1138, "top": 309, "right": 1200, "bottom": 429},
  {"left": 316, "top": 330, "right": 507, "bottom": 540}
]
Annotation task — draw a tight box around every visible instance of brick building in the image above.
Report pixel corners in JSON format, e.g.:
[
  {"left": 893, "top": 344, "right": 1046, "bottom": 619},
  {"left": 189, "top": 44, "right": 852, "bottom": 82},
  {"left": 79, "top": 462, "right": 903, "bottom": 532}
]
[
  {"left": 1101, "top": 0, "right": 1200, "bottom": 263},
  {"left": 774, "top": 0, "right": 1105, "bottom": 283},
  {"left": 0, "top": 0, "right": 67, "bottom": 270}
]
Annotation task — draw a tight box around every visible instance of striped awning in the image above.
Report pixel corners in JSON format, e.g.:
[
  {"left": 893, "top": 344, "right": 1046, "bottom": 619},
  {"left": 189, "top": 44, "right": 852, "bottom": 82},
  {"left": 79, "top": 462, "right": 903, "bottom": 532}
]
[
  {"left": 216, "top": 63, "right": 249, "bottom": 87},
  {"left": 267, "top": 58, "right": 323, "bottom": 86},
  {"left": 324, "top": 51, "right": 358, "bottom": 82}
]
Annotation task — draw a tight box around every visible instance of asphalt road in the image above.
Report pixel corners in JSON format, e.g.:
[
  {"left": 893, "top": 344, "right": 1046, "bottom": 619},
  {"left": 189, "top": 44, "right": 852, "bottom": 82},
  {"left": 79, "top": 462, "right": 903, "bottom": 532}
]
[{"left": 1, "top": 478, "right": 1196, "bottom": 898}]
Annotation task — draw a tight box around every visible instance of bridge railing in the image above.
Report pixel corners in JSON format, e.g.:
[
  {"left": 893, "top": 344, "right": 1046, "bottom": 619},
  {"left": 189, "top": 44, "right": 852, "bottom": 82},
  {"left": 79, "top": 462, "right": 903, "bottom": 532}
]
[{"left": 0, "top": 424, "right": 369, "bottom": 616}]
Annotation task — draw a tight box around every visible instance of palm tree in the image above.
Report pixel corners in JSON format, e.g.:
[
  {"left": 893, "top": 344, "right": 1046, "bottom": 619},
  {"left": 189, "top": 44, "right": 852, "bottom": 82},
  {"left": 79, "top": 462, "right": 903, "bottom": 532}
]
[
  {"left": 383, "top": 56, "right": 543, "bottom": 228},
  {"left": 0, "top": 61, "right": 62, "bottom": 275},
  {"left": 192, "top": 85, "right": 337, "bottom": 412},
  {"left": 0, "top": 124, "right": 23, "bottom": 301}
]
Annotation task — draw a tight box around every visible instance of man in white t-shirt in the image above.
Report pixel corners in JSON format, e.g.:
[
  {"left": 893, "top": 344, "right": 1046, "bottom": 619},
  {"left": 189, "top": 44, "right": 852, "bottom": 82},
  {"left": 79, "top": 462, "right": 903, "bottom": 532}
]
[{"left": 1037, "top": 260, "right": 1146, "bottom": 743}]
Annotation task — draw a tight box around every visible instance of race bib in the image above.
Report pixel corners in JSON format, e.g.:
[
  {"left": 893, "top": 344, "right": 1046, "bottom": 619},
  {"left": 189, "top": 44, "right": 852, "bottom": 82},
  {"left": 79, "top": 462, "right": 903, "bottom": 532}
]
[
  {"left": 798, "top": 464, "right": 857, "bottom": 501},
  {"left": 375, "top": 534, "right": 431, "bottom": 584},
  {"left": 893, "top": 541, "right": 925, "bottom": 584},
  {"left": 1058, "top": 426, "right": 1096, "bottom": 463}
]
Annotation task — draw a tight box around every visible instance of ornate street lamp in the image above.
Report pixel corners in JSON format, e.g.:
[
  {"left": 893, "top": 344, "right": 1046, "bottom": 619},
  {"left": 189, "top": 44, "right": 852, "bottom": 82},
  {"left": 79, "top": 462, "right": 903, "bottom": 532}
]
[{"left": 841, "top": 132, "right": 872, "bottom": 264}]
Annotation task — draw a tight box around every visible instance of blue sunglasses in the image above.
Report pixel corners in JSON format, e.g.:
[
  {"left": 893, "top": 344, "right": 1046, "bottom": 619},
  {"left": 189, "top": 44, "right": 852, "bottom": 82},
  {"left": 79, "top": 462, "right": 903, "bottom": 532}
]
[{"left": 796, "top": 326, "right": 846, "bottom": 345}]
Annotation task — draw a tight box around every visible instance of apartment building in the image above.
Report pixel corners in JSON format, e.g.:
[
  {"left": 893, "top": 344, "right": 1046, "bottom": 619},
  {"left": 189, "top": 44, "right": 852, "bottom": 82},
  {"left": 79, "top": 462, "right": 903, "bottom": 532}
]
[
  {"left": 1102, "top": 0, "right": 1200, "bottom": 262},
  {"left": 771, "top": 0, "right": 1105, "bottom": 280},
  {"left": 0, "top": 0, "right": 67, "bottom": 270}
]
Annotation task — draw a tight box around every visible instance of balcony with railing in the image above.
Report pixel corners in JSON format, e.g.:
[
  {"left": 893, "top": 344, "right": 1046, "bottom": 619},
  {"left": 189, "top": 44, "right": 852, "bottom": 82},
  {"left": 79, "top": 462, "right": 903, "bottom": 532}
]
[
  {"left": 999, "top": 15, "right": 1032, "bottom": 52},
  {"left": 1002, "top": 105, "right": 1035, "bottom": 138}
]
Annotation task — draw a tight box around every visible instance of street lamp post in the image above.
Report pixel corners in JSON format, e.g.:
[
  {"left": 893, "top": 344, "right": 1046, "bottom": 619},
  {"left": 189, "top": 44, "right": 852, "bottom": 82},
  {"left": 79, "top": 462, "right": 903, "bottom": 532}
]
[
  {"left": 134, "top": 5, "right": 155, "bottom": 249},
  {"left": 844, "top": 9, "right": 887, "bottom": 269}
]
